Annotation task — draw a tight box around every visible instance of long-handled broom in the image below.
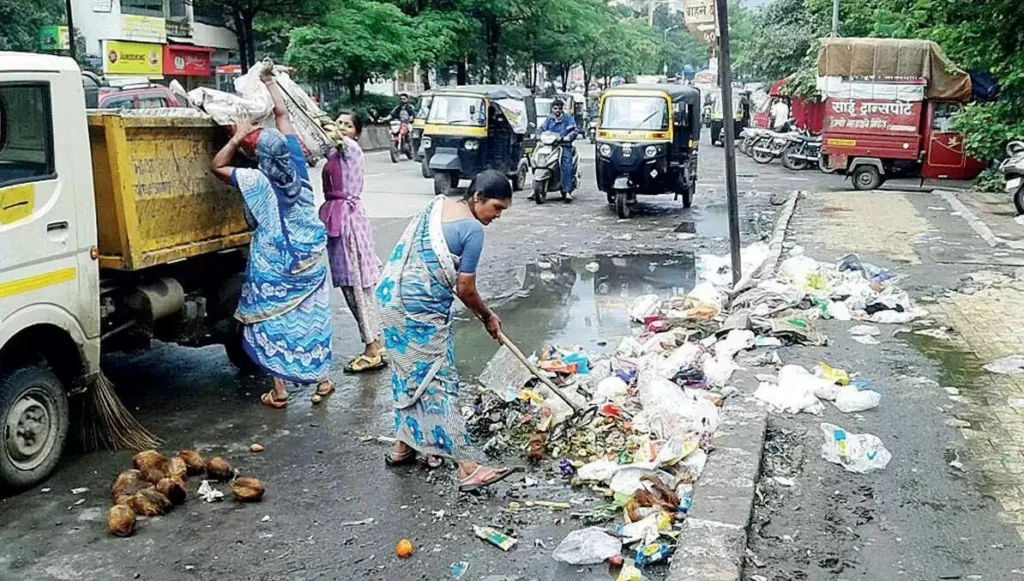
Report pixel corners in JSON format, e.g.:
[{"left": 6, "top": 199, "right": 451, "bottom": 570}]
[{"left": 79, "top": 371, "right": 162, "bottom": 451}]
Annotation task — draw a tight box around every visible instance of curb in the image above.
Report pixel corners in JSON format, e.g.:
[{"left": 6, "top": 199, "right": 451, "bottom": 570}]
[
  {"left": 936, "top": 189, "right": 1024, "bottom": 250},
  {"left": 666, "top": 191, "right": 800, "bottom": 581}
]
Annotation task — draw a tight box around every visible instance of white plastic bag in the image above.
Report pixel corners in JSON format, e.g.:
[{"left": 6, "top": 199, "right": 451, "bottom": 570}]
[
  {"left": 753, "top": 381, "right": 824, "bottom": 414},
  {"left": 657, "top": 343, "right": 703, "bottom": 378},
  {"left": 827, "top": 301, "right": 852, "bottom": 321},
  {"left": 820, "top": 423, "right": 892, "bottom": 473},
  {"left": 833, "top": 386, "right": 881, "bottom": 412},
  {"left": 688, "top": 281, "right": 726, "bottom": 309},
  {"left": 594, "top": 376, "right": 629, "bottom": 402},
  {"left": 870, "top": 308, "right": 928, "bottom": 324},
  {"left": 779, "top": 255, "right": 821, "bottom": 288},
  {"left": 552, "top": 527, "right": 622, "bottom": 565},
  {"left": 629, "top": 294, "right": 662, "bottom": 322},
  {"left": 780, "top": 364, "right": 840, "bottom": 401},
  {"left": 638, "top": 362, "right": 719, "bottom": 437},
  {"left": 715, "top": 330, "right": 756, "bottom": 360},
  {"left": 576, "top": 459, "right": 620, "bottom": 482},
  {"left": 703, "top": 354, "right": 738, "bottom": 388}
]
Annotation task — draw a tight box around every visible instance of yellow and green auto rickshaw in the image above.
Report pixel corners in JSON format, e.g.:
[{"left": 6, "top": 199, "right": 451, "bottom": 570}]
[
  {"left": 595, "top": 84, "right": 702, "bottom": 218},
  {"left": 421, "top": 85, "right": 537, "bottom": 196}
]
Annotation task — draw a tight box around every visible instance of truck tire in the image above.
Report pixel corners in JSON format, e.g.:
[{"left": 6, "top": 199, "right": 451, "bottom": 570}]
[
  {"left": 852, "top": 165, "right": 883, "bottom": 191},
  {"left": 224, "top": 325, "right": 261, "bottom": 375},
  {"left": 0, "top": 365, "right": 69, "bottom": 493}
]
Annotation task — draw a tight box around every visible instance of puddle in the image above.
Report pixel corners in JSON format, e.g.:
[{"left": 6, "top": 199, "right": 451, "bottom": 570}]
[
  {"left": 677, "top": 204, "right": 774, "bottom": 239},
  {"left": 901, "top": 332, "right": 987, "bottom": 391},
  {"left": 454, "top": 253, "right": 696, "bottom": 379}
]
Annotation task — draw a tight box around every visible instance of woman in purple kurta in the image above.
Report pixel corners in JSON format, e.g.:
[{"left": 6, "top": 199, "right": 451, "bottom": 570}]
[{"left": 320, "top": 112, "right": 385, "bottom": 373}]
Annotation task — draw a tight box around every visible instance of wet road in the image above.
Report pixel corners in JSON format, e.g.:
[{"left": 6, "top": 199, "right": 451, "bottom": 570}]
[{"left": 0, "top": 135, "right": 837, "bottom": 580}]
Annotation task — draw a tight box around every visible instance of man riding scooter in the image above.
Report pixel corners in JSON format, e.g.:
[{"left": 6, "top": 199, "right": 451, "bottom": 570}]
[{"left": 530, "top": 98, "right": 579, "bottom": 201}]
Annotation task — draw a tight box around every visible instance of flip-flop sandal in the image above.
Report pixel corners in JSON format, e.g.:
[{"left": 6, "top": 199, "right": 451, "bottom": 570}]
[
  {"left": 311, "top": 381, "right": 335, "bottom": 404},
  {"left": 419, "top": 455, "right": 443, "bottom": 470},
  {"left": 344, "top": 354, "right": 386, "bottom": 374},
  {"left": 260, "top": 391, "right": 289, "bottom": 409},
  {"left": 458, "top": 466, "right": 523, "bottom": 493},
  {"left": 385, "top": 451, "right": 418, "bottom": 467}
]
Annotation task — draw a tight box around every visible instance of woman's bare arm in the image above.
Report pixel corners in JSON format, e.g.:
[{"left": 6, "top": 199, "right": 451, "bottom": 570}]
[
  {"left": 456, "top": 274, "right": 502, "bottom": 340},
  {"left": 211, "top": 134, "right": 243, "bottom": 184},
  {"left": 262, "top": 66, "right": 295, "bottom": 136}
]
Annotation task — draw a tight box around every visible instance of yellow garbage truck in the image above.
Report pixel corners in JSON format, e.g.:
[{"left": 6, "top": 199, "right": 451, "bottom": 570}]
[{"left": 0, "top": 53, "right": 254, "bottom": 490}]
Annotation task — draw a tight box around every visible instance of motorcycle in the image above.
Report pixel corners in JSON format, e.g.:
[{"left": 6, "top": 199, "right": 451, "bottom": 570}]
[
  {"left": 781, "top": 130, "right": 823, "bottom": 171},
  {"left": 389, "top": 117, "right": 413, "bottom": 163},
  {"left": 1001, "top": 140, "right": 1024, "bottom": 214},
  {"left": 531, "top": 131, "right": 579, "bottom": 204},
  {"left": 751, "top": 129, "right": 793, "bottom": 164}
]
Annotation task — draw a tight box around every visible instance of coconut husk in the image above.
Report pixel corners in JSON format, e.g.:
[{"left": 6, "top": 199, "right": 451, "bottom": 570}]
[
  {"left": 206, "top": 457, "right": 234, "bottom": 482},
  {"left": 111, "top": 469, "right": 151, "bottom": 505},
  {"left": 127, "top": 488, "right": 172, "bottom": 516},
  {"left": 107, "top": 505, "right": 136, "bottom": 537},
  {"left": 230, "top": 477, "right": 265, "bottom": 503},
  {"left": 132, "top": 450, "right": 170, "bottom": 476},
  {"left": 156, "top": 478, "right": 187, "bottom": 505},
  {"left": 140, "top": 468, "right": 167, "bottom": 485},
  {"left": 168, "top": 456, "right": 188, "bottom": 482},
  {"left": 178, "top": 450, "right": 206, "bottom": 476}
]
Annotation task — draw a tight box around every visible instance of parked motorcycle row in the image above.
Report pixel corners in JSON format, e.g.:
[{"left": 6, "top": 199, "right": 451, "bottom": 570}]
[{"left": 737, "top": 121, "right": 834, "bottom": 174}]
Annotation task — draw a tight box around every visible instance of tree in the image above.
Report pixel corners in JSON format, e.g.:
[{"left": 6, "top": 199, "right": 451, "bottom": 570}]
[
  {"left": 285, "top": 0, "right": 421, "bottom": 99},
  {"left": 193, "top": 0, "right": 318, "bottom": 72},
  {"left": 0, "top": 0, "right": 63, "bottom": 52}
]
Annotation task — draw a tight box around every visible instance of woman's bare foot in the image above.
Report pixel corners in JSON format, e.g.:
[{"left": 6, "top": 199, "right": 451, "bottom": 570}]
[{"left": 457, "top": 462, "right": 521, "bottom": 492}]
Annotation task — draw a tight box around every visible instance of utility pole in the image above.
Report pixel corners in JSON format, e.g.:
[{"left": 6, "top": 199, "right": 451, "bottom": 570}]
[
  {"left": 65, "top": 0, "right": 77, "bottom": 62},
  {"left": 716, "top": 0, "right": 741, "bottom": 285},
  {"left": 831, "top": 0, "right": 839, "bottom": 37}
]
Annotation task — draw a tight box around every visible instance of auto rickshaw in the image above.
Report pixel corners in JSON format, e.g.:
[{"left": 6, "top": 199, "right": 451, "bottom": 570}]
[
  {"left": 421, "top": 85, "right": 537, "bottom": 196},
  {"left": 412, "top": 91, "right": 434, "bottom": 176},
  {"left": 708, "top": 89, "right": 749, "bottom": 147},
  {"left": 594, "top": 84, "right": 702, "bottom": 219}
]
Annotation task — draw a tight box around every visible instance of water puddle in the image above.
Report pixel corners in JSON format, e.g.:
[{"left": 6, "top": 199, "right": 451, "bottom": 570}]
[
  {"left": 454, "top": 253, "right": 696, "bottom": 378},
  {"left": 677, "top": 204, "right": 774, "bottom": 239}
]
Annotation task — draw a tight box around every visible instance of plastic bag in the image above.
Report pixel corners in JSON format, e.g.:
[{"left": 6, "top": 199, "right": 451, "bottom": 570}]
[
  {"left": 638, "top": 362, "right": 719, "bottom": 437},
  {"left": 779, "top": 255, "right": 821, "bottom": 289},
  {"left": 552, "top": 527, "right": 622, "bottom": 565},
  {"left": 781, "top": 364, "right": 839, "bottom": 401},
  {"left": 753, "top": 381, "right": 824, "bottom": 414},
  {"left": 594, "top": 376, "right": 629, "bottom": 402},
  {"left": 833, "top": 386, "right": 881, "bottom": 412},
  {"left": 983, "top": 355, "right": 1024, "bottom": 375},
  {"left": 870, "top": 308, "right": 928, "bottom": 324},
  {"left": 576, "top": 459, "right": 620, "bottom": 482},
  {"left": 820, "top": 423, "right": 892, "bottom": 473},
  {"left": 849, "top": 325, "right": 880, "bottom": 337},
  {"left": 716, "top": 329, "right": 756, "bottom": 360},
  {"left": 629, "top": 295, "right": 662, "bottom": 323},
  {"left": 688, "top": 281, "right": 726, "bottom": 310},
  {"left": 658, "top": 343, "right": 704, "bottom": 379},
  {"left": 815, "top": 362, "right": 850, "bottom": 386},
  {"left": 827, "top": 301, "right": 852, "bottom": 321},
  {"left": 702, "top": 354, "right": 738, "bottom": 388}
]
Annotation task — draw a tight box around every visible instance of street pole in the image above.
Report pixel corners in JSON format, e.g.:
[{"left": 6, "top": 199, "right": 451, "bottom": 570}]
[
  {"left": 716, "top": 0, "right": 742, "bottom": 285},
  {"left": 65, "top": 0, "right": 77, "bottom": 62},
  {"left": 831, "top": 0, "right": 839, "bottom": 37}
]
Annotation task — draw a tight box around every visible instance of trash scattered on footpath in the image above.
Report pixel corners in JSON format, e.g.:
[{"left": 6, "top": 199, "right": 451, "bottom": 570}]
[{"left": 820, "top": 423, "right": 892, "bottom": 473}]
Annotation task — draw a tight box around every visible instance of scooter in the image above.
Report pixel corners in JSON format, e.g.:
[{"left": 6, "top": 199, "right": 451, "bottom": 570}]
[
  {"left": 781, "top": 130, "right": 823, "bottom": 171},
  {"left": 531, "top": 131, "right": 579, "bottom": 204},
  {"left": 1001, "top": 140, "right": 1024, "bottom": 214}
]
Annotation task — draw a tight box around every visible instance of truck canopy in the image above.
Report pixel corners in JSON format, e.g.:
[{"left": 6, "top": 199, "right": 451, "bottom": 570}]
[{"left": 817, "top": 38, "right": 971, "bottom": 101}]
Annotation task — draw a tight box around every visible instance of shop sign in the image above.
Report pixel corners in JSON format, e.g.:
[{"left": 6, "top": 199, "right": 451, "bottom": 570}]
[{"left": 103, "top": 40, "right": 163, "bottom": 77}]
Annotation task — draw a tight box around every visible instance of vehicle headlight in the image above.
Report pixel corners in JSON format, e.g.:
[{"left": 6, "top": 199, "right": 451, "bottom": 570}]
[
  {"left": 599, "top": 144, "right": 612, "bottom": 157},
  {"left": 464, "top": 140, "right": 479, "bottom": 150},
  {"left": 644, "top": 145, "right": 658, "bottom": 158},
  {"left": 422, "top": 137, "right": 432, "bottom": 149}
]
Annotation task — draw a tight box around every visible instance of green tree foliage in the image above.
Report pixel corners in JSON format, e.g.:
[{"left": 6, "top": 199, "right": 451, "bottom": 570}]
[{"left": 0, "top": 0, "right": 63, "bottom": 52}]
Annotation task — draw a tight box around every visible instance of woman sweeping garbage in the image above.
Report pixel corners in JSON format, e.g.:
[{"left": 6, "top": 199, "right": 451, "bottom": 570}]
[
  {"left": 210, "top": 64, "right": 334, "bottom": 408},
  {"left": 378, "top": 170, "right": 520, "bottom": 491},
  {"left": 320, "top": 111, "right": 386, "bottom": 374}
]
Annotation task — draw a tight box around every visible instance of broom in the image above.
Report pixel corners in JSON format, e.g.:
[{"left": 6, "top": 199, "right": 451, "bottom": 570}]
[{"left": 79, "top": 371, "right": 162, "bottom": 451}]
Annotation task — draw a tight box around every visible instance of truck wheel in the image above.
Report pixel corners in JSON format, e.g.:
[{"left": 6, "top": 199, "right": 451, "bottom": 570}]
[
  {"left": 533, "top": 178, "right": 548, "bottom": 204},
  {"left": 0, "top": 365, "right": 68, "bottom": 493},
  {"left": 420, "top": 158, "right": 433, "bottom": 179},
  {"left": 224, "top": 325, "right": 261, "bottom": 375},
  {"left": 1014, "top": 185, "right": 1024, "bottom": 216},
  {"left": 615, "top": 192, "right": 631, "bottom": 219},
  {"left": 433, "top": 172, "right": 454, "bottom": 196},
  {"left": 852, "top": 165, "right": 883, "bottom": 190},
  {"left": 512, "top": 163, "right": 528, "bottom": 192}
]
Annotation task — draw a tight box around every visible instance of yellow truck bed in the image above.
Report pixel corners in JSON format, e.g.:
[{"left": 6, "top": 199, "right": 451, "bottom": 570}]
[{"left": 88, "top": 112, "right": 251, "bottom": 271}]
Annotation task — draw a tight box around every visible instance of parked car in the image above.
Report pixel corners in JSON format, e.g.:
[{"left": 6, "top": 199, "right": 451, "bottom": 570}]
[{"left": 97, "top": 83, "right": 181, "bottom": 109}]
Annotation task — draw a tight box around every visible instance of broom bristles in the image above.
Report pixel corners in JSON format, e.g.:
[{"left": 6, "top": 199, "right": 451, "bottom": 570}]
[{"left": 79, "top": 372, "right": 162, "bottom": 451}]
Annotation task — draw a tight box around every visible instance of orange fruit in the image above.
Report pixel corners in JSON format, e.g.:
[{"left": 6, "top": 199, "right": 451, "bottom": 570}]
[{"left": 396, "top": 539, "right": 414, "bottom": 558}]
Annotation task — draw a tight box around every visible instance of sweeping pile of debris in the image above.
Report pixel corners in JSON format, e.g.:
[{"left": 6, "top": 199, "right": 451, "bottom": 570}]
[{"left": 464, "top": 243, "right": 920, "bottom": 575}]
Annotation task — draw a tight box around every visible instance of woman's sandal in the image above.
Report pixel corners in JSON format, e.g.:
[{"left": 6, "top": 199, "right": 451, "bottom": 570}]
[
  {"left": 384, "top": 450, "right": 418, "bottom": 467},
  {"left": 310, "top": 380, "right": 336, "bottom": 405},
  {"left": 457, "top": 466, "right": 522, "bottom": 493},
  {"left": 260, "top": 391, "right": 289, "bottom": 409},
  {"left": 344, "top": 354, "right": 386, "bottom": 374}
]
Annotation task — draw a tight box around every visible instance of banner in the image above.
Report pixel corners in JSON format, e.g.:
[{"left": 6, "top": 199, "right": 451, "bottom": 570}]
[
  {"left": 39, "top": 26, "right": 69, "bottom": 51},
  {"left": 121, "top": 15, "right": 166, "bottom": 43},
  {"left": 103, "top": 40, "right": 163, "bottom": 77},
  {"left": 824, "top": 99, "right": 922, "bottom": 135}
]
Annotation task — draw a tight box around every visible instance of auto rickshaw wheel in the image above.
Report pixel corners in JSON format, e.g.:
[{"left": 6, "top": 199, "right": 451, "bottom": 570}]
[
  {"left": 421, "top": 158, "right": 433, "bottom": 179},
  {"left": 615, "top": 192, "right": 631, "bottom": 219},
  {"left": 606, "top": 191, "right": 615, "bottom": 205},
  {"left": 851, "top": 165, "right": 883, "bottom": 191},
  {"left": 1014, "top": 184, "right": 1024, "bottom": 215},
  {"left": 512, "top": 162, "right": 528, "bottom": 192},
  {"left": 433, "top": 172, "right": 454, "bottom": 196},
  {"left": 533, "top": 178, "right": 548, "bottom": 204}
]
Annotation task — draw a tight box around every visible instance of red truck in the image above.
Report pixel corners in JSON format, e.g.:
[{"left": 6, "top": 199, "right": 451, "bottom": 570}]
[{"left": 817, "top": 38, "right": 985, "bottom": 190}]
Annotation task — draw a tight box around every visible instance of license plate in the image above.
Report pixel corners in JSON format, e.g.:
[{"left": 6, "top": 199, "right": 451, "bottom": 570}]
[
  {"left": 1008, "top": 177, "right": 1022, "bottom": 191},
  {"left": 613, "top": 177, "right": 629, "bottom": 189}
]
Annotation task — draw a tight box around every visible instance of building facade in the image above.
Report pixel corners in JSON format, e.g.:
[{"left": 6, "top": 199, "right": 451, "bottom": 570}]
[{"left": 70, "top": 0, "right": 237, "bottom": 88}]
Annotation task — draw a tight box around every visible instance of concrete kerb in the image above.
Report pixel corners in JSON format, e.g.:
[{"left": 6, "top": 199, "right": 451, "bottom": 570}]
[
  {"left": 936, "top": 188, "right": 1024, "bottom": 250},
  {"left": 665, "top": 191, "right": 801, "bottom": 581}
]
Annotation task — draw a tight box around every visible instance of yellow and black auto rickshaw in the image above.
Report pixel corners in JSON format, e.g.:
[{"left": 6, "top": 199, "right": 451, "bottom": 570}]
[
  {"left": 708, "top": 89, "right": 750, "bottom": 147},
  {"left": 412, "top": 91, "right": 433, "bottom": 176},
  {"left": 421, "top": 85, "right": 537, "bottom": 196},
  {"left": 595, "top": 84, "right": 702, "bottom": 218}
]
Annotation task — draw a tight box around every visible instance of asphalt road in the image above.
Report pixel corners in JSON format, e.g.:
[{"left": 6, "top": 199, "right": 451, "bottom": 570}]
[{"left": 0, "top": 135, "right": 847, "bottom": 581}]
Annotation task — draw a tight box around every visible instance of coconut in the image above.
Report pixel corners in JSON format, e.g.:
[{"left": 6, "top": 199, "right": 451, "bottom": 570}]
[
  {"left": 132, "top": 449, "right": 170, "bottom": 475},
  {"left": 168, "top": 456, "right": 188, "bottom": 482},
  {"left": 127, "top": 488, "right": 172, "bottom": 516},
  {"left": 206, "top": 457, "right": 234, "bottom": 481},
  {"left": 178, "top": 449, "right": 206, "bottom": 476},
  {"left": 111, "top": 469, "right": 151, "bottom": 505},
  {"left": 107, "top": 505, "right": 136, "bottom": 537},
  {"left": 156, "top": 478, "right": 187, "bottom": 505},
  {"left": 140, "top": 468, "right": 167, "bottom": 485},
  {"left": 230, "top": 477, "right": 265, "bottom": 503}
]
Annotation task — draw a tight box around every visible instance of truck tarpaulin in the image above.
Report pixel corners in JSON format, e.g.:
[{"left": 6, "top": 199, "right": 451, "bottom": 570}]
[{"left": 817, "top": 38, "right": 971, "bottom": 101}]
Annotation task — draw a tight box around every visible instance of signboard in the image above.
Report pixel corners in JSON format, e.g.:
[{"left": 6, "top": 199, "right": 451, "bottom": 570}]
[
  {"left": 824, "top": 99, "right": 922, "bottom": 135},
  {"left": 121, "top": 15, "right": 166, "bottom": 43},
  {"left": 92, "top": 0, "right": 112, "bottom": 12},
  {"left": 163, "top": 45, "right": 212, "bottom": 77},
  {"left": 103, "top": 40, "right": 163, "bottom": 77},
  {"left": 683, "top": 0, "right": 716, "bottom": 46},
  {"left": 39, "top": 26, "right": 69, "bottom": 51},
  {"left": 166, "top": 20, "right": 192, "bottom": 38}
]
